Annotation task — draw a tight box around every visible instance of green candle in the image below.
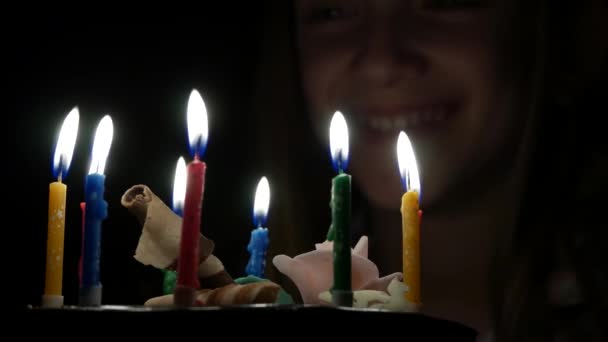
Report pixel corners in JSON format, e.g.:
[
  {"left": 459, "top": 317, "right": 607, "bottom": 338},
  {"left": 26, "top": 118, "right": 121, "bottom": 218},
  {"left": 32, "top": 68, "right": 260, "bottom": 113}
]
[
  {"left": 329, "top": 172, "right": 351, "bottom": 293},
  {"left": 168, "top": 156, "right": 185, "bottom": 296},
  {"left": 327, "top": 111, "right": 353, "bottom": 307},
  {"left": 162, "top": 269, "right": 177, "bottom": 295}
]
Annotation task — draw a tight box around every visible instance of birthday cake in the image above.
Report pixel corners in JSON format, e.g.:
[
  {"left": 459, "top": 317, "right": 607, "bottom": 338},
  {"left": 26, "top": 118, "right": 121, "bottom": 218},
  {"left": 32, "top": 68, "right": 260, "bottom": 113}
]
[
  {"left": 120, "top": 184, "right": 417, "bottom": 311},
  {"left": 27, "top": 183, "right": 476, "bottom": 340}
]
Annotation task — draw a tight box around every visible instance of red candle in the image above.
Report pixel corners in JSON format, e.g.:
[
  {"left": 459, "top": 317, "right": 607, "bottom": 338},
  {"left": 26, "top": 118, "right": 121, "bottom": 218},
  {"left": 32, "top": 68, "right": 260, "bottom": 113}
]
[
  {"left": 174, "top": 89, "right": 209, "bottom": 306},
  {"left": 175, "top": 157, "right": 205, "bottom": 303}
]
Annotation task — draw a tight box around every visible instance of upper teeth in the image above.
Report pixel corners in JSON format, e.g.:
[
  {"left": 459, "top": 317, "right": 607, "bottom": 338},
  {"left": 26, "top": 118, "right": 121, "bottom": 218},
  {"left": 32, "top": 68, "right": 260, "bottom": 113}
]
[{"left": 367, "top": 109, "right": 446, "bottom": 132}]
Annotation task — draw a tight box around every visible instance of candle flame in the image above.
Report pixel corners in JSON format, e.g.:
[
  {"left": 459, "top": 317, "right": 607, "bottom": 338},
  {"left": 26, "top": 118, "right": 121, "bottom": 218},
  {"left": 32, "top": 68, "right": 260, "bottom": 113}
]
[
  {"left": 52, "top": 106, "right": 79, "bottom": 179},
  {"left": 88, "top": 115, "right": 114, "bottom": 175},
  {"left": 329, "top": 111, "right": 349, "bottom": 173},
  {"left": 172, "top": 156, "right": 187, "bottom": 215},
  {"left": 253, "top": 176, "right": 270, "bottom": 228},
  {"left": 187, "top": 89, "right": 209, "bottom": 158},
  {"left": 397, "top": 131, "right": 421, "bottom": 194}
]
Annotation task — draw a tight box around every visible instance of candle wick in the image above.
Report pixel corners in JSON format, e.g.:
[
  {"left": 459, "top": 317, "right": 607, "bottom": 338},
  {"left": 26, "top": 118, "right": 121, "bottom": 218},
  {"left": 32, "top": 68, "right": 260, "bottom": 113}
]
[
  {"left": 58, "top": 172, "right": 63, "bottom": 183},
  {"left": 56, "top": 154, "right": 65, "bottom": 182},
  {"left": 336, "top": 153, "right": 344, "bottom": 174},
  {"left": 193, "top": 136, "right": 204, "bottom": 160}
]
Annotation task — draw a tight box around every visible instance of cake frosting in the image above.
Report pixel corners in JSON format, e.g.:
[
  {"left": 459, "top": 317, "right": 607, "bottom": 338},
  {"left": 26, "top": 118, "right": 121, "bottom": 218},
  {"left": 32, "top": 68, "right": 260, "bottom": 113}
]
[
  {"left": 145, "top": 275, "right": 294, "bottom": 306},
  {"left": 121, "top": 184, "right": 418, "bottom": 311},
  {"left": 273, "top": 236, "right": 419, "bottom": 312},
  {"left": 121, "top": 184, "right": 288, "bottom": 306}
]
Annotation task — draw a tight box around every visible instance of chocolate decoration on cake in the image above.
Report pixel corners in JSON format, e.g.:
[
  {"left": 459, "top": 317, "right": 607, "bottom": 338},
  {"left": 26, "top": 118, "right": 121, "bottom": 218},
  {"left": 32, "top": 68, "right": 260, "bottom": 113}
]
[
  {"left": 144, "top": 281, "right": 282, "bottom": 307},
  {"left": 121, "top": 184, "right": 233, "bottom": 288}
]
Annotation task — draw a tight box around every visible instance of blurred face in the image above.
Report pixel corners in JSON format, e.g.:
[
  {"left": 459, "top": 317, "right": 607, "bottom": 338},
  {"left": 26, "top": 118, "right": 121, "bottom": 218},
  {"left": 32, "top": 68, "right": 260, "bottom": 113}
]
[{"left": 295, "top": 0, "right": 525, "bottom": 209}]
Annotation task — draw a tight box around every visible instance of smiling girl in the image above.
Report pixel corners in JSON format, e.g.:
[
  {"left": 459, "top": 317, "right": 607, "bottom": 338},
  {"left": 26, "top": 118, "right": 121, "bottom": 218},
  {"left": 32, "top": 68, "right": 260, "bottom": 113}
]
[{"left": 251, "top": 1, "right": 608, "bottom": 340}]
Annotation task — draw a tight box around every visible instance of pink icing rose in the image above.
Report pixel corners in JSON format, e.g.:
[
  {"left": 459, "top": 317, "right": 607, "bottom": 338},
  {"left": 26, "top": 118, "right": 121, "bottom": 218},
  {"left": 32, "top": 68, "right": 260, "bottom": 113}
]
[{"left": 272, "top": 236, "right": 402, "bottom": 305}]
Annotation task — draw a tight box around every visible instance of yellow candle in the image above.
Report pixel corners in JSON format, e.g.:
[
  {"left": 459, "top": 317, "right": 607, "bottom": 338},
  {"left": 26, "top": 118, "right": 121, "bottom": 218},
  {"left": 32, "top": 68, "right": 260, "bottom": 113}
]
[
  {"left": 397, "top": 131, "right": 421, "bottom": 306},
  {"left": 401, "top": 190, "right": 420, "bottom": 305},
  {"left": 42, "top": 106, "right": 79, "bottom": 308},
  {"left": 45, "top": 180, "right": 67, "bottom": 297}
]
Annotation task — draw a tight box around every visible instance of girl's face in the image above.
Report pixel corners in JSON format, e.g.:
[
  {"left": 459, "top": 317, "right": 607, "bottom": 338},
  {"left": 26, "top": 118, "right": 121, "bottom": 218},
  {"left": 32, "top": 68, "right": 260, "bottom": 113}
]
[{"left": 295, "top": 0, "right": 525, "bottom": 209}]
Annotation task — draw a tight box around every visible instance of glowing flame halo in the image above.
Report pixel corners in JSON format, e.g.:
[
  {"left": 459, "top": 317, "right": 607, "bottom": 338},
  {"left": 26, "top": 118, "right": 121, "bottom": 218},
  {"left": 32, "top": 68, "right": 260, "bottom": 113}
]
[
  {"left": 187, "top": 89, "right": 209, "bottom": 158},
  {"left": 253, "top": 176, "right": 270, "bottom": 228},
  {"left": 397, "top": 131, "right": 421, "bottom": 195},
  {"left": 172, "top": 156, "right": 187, "bottom": 214},
  {"left": 88, "top": 115, "right": 114, "bottom": 175},
  {"left": 329, "top": 111, "right": 349, "bottom": 173},
  {"left": 52, "top": 107, "right": 80, "bottom": 179}
]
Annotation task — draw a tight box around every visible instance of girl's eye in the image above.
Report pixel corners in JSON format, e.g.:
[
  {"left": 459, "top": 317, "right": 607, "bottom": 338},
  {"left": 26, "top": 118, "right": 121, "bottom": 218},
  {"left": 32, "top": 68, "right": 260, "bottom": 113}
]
[
  {"left": 417, "top": 0, "right": 488, "bottom": 11},
  {"left": 298, "top": 1, "right": 360, "bottom": 25},
  {"left": 304, "top": 7, "right": 359, "bottom": 24}
]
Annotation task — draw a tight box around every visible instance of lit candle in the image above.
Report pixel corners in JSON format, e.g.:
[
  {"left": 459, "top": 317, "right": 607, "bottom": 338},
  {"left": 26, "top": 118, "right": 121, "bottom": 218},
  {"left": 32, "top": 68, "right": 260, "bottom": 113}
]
[
  {"left": 172, "top": 156, "right": 187, "bottom": 217},
  {"left": 174, "top": 89, "right": 208, "bottom": 307},
  {"left": 245, "top": 176, "right": 270, "bottom": 278},
  {"left": 163, "top": 156, "right": 186, "bottom": 295},
  {"left": 327, "top": 111, "right": 352, "bottom": 307},
  {"left": 397, "top": 131, "right": 422, "bottom": 305},
  {"left": 80, "top": 115, "right": 114, "bottom": 306},
  {"left": 43, "top": 107, "right": 79, "bottom": 308}
]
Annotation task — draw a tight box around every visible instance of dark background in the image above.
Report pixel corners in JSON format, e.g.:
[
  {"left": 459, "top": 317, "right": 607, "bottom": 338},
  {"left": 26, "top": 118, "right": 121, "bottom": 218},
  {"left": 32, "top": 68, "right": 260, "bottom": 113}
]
[
  {"left": 9, "top": 5, "right": 608, "bottom": 311},
  {"left": 11, "top": 8, "right": 267, "bottom": 308}
]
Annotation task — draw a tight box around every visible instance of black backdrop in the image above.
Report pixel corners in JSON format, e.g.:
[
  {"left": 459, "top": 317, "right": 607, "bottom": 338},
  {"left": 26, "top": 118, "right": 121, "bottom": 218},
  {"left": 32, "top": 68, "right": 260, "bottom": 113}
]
[
  {"left": 11, "top": 7, "right": 266, "bottom": 308},
  {"left": 10, "top": 4, "right": 608, "bottom": 312}
]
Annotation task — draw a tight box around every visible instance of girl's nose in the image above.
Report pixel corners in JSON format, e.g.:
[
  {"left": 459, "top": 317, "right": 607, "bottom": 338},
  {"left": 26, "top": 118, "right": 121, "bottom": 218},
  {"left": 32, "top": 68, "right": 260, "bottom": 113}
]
[{"left": 353, "top": 20, "right": 428, "bottom": 86}]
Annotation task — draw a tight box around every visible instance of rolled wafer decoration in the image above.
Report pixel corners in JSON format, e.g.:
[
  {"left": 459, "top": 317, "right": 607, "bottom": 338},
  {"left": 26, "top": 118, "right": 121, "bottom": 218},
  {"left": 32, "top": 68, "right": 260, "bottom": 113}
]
[
  {"left": 121, "top": 184, "right": 233, "bottom": 287},
  {"left": 144, "top": 281, "right": 281, "bottom": 306}
]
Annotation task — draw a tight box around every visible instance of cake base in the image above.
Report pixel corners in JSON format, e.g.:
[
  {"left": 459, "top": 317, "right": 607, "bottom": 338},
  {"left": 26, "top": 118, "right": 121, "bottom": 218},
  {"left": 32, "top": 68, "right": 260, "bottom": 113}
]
[{"left": 24, "top": 304, "right": 477, "bottom": 340}]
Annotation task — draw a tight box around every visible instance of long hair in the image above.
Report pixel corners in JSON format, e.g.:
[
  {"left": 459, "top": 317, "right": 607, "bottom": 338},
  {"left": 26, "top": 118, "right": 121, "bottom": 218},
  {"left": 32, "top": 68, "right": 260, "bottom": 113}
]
[
  {"left": 252, "top": 1, "right": 608, "bottom": 338},
  {"left": 250, "top": 1, "right": 331, "bottom": 300},
  {"left": 491, "top": 1, "right": 608, "bottom": 341}
]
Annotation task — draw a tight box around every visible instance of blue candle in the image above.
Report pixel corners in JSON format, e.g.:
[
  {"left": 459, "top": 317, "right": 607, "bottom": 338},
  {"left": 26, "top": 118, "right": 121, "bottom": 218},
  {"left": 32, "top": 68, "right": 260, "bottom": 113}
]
[
  {"left": 81, "top": 174, "right": 107, "bottom": 295},
  {"left": 246, "top": 228, "right": 269, "bottom": 278},
  {"left": 79, "top": 115, "right": 113, "bottom": 306},
  {"left": 245, "top": 177, "right": 270, "bottom": 278}
]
